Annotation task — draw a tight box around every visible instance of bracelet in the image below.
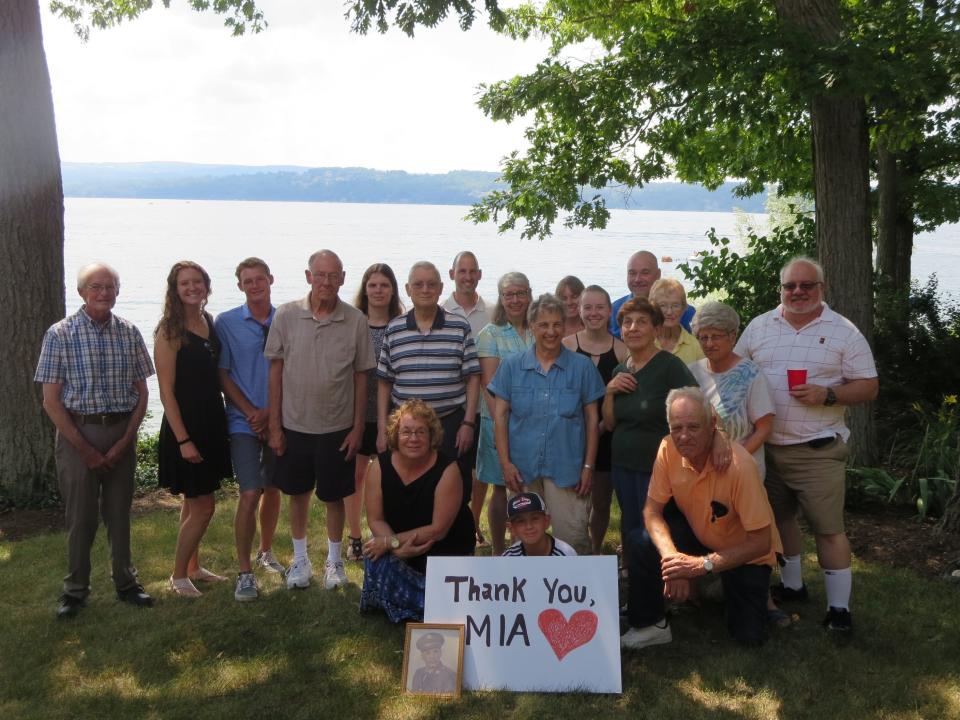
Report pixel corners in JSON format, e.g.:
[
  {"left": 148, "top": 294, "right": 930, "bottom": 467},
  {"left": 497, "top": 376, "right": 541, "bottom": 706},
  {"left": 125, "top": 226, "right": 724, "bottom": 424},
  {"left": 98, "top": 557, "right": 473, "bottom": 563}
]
[
  {"left": 461, "top": 420, "right": 476, "bottom": 429},
  {"left": 583, "top": 463, "right": 593, "bottom": 470},
  {"left": 177, "top": 437, "right": 192, "bottom": 446}
]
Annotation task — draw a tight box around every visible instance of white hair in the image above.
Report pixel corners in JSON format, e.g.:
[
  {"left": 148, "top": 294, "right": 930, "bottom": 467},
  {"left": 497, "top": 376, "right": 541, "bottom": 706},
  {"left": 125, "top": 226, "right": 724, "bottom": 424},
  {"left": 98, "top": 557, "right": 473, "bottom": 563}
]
[
  {"left": 76, "top": 262, "right": 120, "bottom": 290},
  {"left": 666, "top": 386, "right": 715, "bottom": 424},
  {"left": 408, "top": 260, "right": 441, "bottom": 283},
  {"left": 780, "top": 256, "right": 824, "bottom": 283}
]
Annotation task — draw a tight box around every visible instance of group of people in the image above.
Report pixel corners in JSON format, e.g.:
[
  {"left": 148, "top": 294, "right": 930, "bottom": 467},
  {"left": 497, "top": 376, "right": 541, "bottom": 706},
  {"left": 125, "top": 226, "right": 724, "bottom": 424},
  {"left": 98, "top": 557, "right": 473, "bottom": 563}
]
[{"left": 37, "top": 247, "right": 877, "bottom": 654}]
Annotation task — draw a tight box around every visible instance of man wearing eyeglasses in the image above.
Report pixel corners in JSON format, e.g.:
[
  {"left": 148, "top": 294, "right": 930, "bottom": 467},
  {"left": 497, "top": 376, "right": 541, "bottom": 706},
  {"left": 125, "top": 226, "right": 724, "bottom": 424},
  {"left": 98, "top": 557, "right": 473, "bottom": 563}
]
[
  {"left": 35, "top": 263, "right": 155, "bottom": 619},
  {"left": 266, "top": 250, "right": 375, "bottom": 592},
  {"left": 734, "top": 257, "right": 878, "bottom": 633},
  {"left": 215, "top": 257, "right": 284, "bottom": 601},
  {"left": 377, "top": 261, "right": 481, "bottom": 502},
  {"left": 621, "top": 387, "right": 781, "bottom": 650}
]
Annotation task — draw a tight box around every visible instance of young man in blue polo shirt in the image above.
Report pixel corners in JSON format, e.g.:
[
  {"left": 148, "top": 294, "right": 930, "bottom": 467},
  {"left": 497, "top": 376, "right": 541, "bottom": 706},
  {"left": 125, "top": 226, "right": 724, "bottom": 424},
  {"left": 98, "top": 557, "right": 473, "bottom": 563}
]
[{"left": 216, "top": 257, "right": 284, "bottom": 601}]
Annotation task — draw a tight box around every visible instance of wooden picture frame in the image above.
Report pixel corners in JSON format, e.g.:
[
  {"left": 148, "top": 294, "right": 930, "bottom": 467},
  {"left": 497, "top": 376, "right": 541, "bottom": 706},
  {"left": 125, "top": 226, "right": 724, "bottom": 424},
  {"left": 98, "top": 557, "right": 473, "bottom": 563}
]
[{"left": 401, "top": 622, "right": 465, "bottom": 698}]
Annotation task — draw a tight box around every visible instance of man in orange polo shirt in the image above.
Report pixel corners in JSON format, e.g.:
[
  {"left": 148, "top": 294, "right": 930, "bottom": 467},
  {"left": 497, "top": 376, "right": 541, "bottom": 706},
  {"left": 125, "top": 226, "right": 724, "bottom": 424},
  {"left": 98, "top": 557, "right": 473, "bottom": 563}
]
[{"left": 621, "top": 387, "right": 782, "bottom": 650}]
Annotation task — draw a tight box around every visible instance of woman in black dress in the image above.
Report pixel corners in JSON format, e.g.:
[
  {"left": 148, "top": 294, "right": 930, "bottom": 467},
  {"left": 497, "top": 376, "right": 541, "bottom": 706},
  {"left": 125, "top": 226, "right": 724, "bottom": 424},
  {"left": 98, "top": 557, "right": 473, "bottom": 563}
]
[
  {"left": 155, "top": 261, "right": 232, "bottom": 597},
  {"left": 562, "top": 285, "right": 628, "bottom": 554},
  {"left": 360, "top": 400, "right": 474, "bottom": 622}
]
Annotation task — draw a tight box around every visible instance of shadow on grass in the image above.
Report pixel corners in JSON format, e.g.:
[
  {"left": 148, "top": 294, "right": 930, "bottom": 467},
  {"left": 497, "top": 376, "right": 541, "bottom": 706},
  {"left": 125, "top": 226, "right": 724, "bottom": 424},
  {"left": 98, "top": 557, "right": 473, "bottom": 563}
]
[{"left": 1, "top": 499, "right": 958, "bottom": 720}]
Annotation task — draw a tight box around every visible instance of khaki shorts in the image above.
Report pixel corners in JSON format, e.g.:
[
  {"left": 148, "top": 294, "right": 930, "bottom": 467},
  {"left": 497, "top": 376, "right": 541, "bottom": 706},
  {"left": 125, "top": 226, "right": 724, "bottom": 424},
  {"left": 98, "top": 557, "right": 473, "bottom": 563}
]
[
  {"left": 764, "top": 438, "right": 848, "bottom": 535},
  {"left": 509, "top": 476, "right": 591, "bottom": 556}
]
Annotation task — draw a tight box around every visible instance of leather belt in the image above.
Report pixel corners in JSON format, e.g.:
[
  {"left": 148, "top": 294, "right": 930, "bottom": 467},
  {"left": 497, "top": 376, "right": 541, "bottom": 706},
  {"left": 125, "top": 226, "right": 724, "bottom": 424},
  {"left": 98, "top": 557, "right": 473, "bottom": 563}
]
[{"left": 71, "top": 412, "right": 131, "bottom": 426}]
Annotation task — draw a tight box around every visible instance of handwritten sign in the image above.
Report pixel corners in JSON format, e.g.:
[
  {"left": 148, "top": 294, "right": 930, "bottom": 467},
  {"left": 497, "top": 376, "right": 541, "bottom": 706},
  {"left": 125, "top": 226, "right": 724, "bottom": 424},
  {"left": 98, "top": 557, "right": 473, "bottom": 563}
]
[{"left": 423, "top": 556, "right": 621, "bottom": 693}]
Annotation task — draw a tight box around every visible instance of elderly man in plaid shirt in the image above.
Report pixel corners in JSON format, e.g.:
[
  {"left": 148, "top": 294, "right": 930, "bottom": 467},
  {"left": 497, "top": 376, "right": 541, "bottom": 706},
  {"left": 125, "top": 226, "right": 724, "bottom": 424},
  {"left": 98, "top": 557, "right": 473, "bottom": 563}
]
[{"left": 35, "top": 263, "right": 156, "bottom": 619}]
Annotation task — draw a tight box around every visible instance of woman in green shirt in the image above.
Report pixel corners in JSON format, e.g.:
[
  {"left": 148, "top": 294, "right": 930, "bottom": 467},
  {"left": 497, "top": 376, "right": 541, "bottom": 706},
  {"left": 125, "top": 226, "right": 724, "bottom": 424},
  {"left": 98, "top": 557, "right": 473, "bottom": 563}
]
[{"left": 602, "top": 297, "right": 697, "bottom": 550}]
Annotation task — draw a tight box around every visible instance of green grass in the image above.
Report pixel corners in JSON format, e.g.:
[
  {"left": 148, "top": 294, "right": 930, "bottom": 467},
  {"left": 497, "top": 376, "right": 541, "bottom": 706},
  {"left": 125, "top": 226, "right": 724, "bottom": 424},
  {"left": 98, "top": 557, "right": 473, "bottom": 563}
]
[{"left": 1, "top": 494, "right": 959, "bottom": 720}]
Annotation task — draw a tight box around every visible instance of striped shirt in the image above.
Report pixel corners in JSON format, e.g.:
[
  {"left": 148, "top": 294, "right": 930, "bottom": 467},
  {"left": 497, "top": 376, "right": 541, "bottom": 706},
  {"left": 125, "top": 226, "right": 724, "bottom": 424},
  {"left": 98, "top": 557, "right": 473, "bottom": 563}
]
[
  {"left": 34, "top": 307, "right": 154, "bottom": 414},
  {"left": 735, "top": 303, "right": 877, "bottom": 445},
  {"left": 502, "top": 535, "right": 577, "bottom": 557},
  {"left": 377, "top": 307, "right": 480, "bottom": 416}
]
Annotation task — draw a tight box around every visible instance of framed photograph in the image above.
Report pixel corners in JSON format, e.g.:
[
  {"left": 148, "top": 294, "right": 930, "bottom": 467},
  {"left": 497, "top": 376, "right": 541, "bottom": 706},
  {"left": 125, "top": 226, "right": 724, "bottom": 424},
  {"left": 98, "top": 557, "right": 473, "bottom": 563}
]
[{"left": 401, "top": 623, "right": 465, "bottom": 698}]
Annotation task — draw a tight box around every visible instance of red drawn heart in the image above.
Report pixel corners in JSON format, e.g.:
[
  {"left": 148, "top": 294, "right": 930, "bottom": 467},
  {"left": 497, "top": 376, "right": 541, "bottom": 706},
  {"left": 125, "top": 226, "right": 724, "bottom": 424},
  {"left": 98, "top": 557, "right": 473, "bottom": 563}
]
[{"left": 537, "top": 608, "right": 598, "bottom": 661}]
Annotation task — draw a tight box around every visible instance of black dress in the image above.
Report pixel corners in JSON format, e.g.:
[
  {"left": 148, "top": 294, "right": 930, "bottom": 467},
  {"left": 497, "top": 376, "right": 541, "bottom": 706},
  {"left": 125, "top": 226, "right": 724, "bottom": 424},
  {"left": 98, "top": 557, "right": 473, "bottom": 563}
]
[
  {"left": 378, "top": 452, "right": 475, "bottom": 574},
  {"left": 158, "top": 324, "right": 232, "bottom": 498},
  {"left": 575, "top": 335, "right": 620, "bottom": 472}
]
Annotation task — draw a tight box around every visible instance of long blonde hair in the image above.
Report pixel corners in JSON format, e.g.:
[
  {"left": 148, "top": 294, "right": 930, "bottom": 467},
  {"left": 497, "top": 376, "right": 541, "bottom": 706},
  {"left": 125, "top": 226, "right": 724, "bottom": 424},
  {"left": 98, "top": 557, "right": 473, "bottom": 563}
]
[{"left": 155, "top": 260, "right": 212, "bottom": 349}]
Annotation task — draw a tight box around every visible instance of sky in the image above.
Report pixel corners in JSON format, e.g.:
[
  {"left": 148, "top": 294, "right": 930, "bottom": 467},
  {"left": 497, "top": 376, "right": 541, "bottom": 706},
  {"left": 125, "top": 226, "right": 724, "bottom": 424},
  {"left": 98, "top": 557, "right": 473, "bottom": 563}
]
[{"left": 40, "top": 1, "right": 551, "bottom": 173}]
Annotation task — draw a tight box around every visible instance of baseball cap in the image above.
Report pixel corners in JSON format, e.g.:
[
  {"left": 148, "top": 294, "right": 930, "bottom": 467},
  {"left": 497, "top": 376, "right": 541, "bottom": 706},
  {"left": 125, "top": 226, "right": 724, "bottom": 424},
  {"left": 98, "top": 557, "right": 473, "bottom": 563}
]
[{"left": 507, "top": 492, "right": 548, "bottom": 519}]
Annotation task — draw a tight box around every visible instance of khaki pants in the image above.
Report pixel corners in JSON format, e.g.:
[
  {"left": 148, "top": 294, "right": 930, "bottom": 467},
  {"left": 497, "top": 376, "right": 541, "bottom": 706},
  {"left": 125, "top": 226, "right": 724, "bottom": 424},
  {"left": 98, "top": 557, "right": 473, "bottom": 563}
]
[
  {"left": 56, "top": 420, "right": 138, "bottom": 599},
  {"left": 521, "top": 476, "right": 591, "bottom": 556}
]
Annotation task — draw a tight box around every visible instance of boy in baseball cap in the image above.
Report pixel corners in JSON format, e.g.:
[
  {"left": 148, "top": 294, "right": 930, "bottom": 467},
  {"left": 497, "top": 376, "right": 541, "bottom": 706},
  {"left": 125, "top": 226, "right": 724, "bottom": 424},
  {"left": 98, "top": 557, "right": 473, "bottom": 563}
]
[{"left": 502, "top": 492, "right": 577, "bottom": 557}]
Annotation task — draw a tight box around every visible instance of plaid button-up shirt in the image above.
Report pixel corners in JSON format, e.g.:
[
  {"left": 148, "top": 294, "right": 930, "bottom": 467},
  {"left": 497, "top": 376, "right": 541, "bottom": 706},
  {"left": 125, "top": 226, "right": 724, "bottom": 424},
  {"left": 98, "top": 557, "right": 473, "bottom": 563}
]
[{"left": 34, "top": 307, "right": 155, "bottom": 414}]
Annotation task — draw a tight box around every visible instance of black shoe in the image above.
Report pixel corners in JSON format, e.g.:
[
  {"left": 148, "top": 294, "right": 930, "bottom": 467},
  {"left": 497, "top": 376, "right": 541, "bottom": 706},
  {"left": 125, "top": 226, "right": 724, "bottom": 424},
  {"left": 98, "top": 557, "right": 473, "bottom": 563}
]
[
  {"left": 823, "top": 606, "right": 853, "bottom": 633},
  {"left": 57, "top": 595, "right": 85, "bottom": 619},
  {"left": 770, "top": 582, "right": 809, "bottom": 603},
  {"left": 117, "top": 584, "right": 154, "bottom": 608}
]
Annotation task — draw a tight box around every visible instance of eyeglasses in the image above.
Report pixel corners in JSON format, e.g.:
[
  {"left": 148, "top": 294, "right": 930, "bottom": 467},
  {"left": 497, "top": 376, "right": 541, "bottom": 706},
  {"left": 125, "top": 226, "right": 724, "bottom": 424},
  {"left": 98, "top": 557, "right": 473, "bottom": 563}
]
[
  {"left": 502, "top": 290, "right": 529, "bottom": 300},
  {"left": 657, "top": 302, "right": 684, "bottom": 312},
  {"left": 781, "top": 281, "right": 822, "bottom": 292},
  {"left": 399, "top": 428, "right": 430, "bottom": 439},
  {"left": 409, "top": 281, "right": 440, "bottom": 291},
  {"left": 310, "top": 272, "right": 343, "bottom": 283},
  {"left": 85, "top": 283, "right": 118, "bottom": 294},
  {"left": 697, "top": 333, "right": 732, "bottom": 344}
]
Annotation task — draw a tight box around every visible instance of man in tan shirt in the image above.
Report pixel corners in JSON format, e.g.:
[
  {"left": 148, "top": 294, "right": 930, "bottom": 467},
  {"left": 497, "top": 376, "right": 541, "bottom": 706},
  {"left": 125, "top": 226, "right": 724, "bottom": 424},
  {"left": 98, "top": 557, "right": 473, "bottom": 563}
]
[{"left": 266, "top": 250, "right": 375, "bottom": 591}]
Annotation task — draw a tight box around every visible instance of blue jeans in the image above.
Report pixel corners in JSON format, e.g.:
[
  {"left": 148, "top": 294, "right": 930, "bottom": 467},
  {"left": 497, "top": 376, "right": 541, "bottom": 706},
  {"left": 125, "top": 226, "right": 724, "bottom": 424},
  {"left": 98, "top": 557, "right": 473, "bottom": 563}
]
[{"left": 611, "top": 465, "right": 651, "bottom": 545}]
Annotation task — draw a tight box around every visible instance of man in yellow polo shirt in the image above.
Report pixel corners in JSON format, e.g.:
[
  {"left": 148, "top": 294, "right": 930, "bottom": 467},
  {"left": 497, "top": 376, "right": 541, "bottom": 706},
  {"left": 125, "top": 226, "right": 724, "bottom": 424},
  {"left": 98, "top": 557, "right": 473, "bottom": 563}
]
[{"left": 621, "top": 387, "right": 781, "bottom": 650}]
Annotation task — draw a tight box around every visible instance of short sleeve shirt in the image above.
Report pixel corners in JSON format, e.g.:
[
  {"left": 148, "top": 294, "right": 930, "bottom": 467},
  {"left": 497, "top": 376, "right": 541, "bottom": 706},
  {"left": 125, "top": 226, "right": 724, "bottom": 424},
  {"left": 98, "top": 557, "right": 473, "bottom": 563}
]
[
  {"left": 376, "top": 307, "right": 480, "bottom": 417},
  {"left": 656, "top": 327, "right": 705, "bottom": 364},
  {"left": 734, "top": 303, "right": 877, "bottom": 444},
  {"left": 649, "top": 439, "right": 782, "bottom": 567},
  {"left": 688, "top": 358, "right": 775, "bottom": 477},
  {"left": 264, "top": 296, "right": 375, "bottom": 434},
  {"left": 475, "top": 322, "right": 534, "bottom": 419},
  {"left": 488, "top": 346, "right": 606, "bottom": 488},
  {"left": 35, "top": 307, "right": 154, "bottom": 414},
  {"left": 442, "top": 293, "right": 491, "bottom": 340},
  {"left": 610, "top": 351, "right": 697, "bottom": 472},
  {"left": 215, "top": 303, "right": 275, "bottom": 436}
]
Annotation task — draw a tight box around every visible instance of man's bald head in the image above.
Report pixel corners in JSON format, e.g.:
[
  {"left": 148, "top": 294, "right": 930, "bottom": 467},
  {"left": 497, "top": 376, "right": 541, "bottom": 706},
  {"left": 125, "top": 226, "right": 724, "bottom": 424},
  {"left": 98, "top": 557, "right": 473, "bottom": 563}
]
[{"left": 626, "top": 251, "right": 661, "bottom": 298}]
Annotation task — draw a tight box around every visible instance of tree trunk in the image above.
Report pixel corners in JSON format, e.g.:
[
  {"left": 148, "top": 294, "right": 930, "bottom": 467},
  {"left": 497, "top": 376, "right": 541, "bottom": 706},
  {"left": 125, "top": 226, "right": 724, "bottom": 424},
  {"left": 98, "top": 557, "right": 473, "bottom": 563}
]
[
  {"left": 774, "top": 0, "right": 877, "bottom": 466},
  {"left": 876, "top": 147, "right": 915, "bottom": 310},
  {"left": 0, "top": 0, "right": 65, "bottom": 504},
  {"left": 935, "top": 486, "right": 960, "bottom": 537}
]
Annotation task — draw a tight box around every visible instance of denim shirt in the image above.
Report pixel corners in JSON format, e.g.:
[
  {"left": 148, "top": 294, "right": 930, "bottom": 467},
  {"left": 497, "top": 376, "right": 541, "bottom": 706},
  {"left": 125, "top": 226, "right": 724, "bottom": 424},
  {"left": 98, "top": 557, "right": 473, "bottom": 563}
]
[{"left": 488, "top": 345, "right": 605, "bottom": 488}]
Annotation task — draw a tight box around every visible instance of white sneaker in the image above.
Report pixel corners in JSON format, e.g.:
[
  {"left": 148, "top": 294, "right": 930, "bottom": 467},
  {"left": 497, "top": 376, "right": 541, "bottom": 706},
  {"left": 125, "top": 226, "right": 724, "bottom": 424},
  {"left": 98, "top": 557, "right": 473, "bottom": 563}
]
[
  {"left": 234, "top": 572, "right": 258, "bottom": 602},
  {"left": 324, "top": 560, "right": 348, "bottom": 590},
  {"left": 256, "top": 549, "right": 286, "bottom": 575},
  {"left": 286, "top": 557, "right": 312, "bottom": 589},
  {"left": 621, "top": 619, "right": 672, "bottom": 650}
]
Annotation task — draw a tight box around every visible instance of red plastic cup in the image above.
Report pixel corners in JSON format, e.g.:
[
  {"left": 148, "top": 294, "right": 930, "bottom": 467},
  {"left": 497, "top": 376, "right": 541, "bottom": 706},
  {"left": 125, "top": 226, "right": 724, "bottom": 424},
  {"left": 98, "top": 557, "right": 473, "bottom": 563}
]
[{"left": 787, "top": 369, "right": 807, "bottom": 389}]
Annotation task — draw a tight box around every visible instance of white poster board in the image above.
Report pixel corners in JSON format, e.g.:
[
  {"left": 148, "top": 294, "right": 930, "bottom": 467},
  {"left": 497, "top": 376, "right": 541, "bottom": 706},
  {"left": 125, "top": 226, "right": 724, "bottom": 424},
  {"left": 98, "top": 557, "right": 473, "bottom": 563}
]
[{"left": 423, "top": 556, "right": 621, "bottom": 693}]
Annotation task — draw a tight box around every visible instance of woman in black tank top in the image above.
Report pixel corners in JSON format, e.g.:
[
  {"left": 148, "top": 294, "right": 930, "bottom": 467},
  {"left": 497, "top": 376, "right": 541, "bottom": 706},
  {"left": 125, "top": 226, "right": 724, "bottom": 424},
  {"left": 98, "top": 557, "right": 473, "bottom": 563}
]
[
  {"left": 360, "top": 400, "right": 474, "bottom": 622},
  {"left": 562, "top": 285, "right": 628, "bottom": 554}
]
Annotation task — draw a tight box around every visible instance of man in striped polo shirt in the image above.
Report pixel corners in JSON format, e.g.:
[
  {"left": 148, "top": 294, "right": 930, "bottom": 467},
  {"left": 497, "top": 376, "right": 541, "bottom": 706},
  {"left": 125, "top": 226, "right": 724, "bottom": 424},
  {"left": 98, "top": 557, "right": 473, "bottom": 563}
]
[
  {"left": 735, "top": 257, "right": 878, "bottom": 633},
  {"left": 377, "top": 261, "right": 481, "bottom": 490}
]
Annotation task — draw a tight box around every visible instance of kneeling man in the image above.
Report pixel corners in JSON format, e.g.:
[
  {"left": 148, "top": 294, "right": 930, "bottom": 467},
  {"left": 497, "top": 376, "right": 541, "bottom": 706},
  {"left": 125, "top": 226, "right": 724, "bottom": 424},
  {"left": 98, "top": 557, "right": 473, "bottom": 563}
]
[{"left": 622, "top": 387, "right": 781, "bottom": 649}]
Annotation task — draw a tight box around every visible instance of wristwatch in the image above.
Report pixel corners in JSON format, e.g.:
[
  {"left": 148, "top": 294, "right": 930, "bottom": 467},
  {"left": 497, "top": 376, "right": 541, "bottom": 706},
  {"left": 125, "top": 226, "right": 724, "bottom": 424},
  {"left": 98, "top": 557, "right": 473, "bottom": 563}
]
[
  {"left": 389, "top": 536, "right": 400, "bottom": 550},
  {"left": 824, "top": 387, "right": 837, "bottom": 406},
  {"left": 702, "top": 555, "right": 714, "bottom": 574}
]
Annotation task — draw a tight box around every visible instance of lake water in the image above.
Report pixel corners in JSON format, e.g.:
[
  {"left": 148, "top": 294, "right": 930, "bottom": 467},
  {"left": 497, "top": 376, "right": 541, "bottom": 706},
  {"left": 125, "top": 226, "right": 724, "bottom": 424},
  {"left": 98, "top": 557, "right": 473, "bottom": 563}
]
[{"left": 61, "top": 198, "right": 959, "bottom": 429}]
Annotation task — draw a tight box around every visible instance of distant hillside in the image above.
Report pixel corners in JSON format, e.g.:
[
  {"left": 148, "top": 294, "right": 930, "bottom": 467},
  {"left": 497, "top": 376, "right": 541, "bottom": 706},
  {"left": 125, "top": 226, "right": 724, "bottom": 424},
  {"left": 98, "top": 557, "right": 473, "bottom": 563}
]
[{"left": 61, "top": 162, "right": 768, "bottom": 213}]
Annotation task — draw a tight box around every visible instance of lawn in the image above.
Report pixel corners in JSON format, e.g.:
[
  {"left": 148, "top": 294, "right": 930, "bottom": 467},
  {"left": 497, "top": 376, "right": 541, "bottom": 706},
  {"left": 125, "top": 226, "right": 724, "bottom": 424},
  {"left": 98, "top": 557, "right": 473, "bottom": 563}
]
[{"left": 1, "top": 491, "right": 959, "bottom": 720}]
